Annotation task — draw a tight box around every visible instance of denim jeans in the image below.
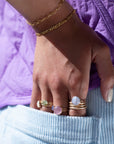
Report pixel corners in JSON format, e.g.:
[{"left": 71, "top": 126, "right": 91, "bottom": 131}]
[{"left": 0, "top": 87, "right": 114, "bottom": 144}]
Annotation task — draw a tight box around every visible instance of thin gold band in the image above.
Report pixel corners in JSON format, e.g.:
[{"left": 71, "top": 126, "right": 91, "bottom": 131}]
[
  {"left": 69, "top": 103, "right": 86, "bottom": 107},
  {"left": 69, "top": 100, "right": 86, "bottom": 104},
  {"left": 69, "top": 99, "right": 87, "bottom": 110},
  {"left": 69, "top": 106, "right": 87, "bottom": 110}
]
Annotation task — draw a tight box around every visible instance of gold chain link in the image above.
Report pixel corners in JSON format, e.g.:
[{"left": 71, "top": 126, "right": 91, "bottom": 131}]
[
  {"left": 36, "top": 10, "right": 75, "bottom": 36},
  {"left": 27, "top": 0, "right": 65, "bottom": 26}
]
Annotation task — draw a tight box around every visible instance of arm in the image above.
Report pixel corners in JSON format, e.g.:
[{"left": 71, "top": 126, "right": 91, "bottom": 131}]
[
  {"left": 6, "top": 0, "right": 60, "bottom": 20},
  {"left": 6, "top": 0, "right": 78, "bottom": 32},
  {"left": 6, "top": 0, "right": 114, "bottom": 117}
]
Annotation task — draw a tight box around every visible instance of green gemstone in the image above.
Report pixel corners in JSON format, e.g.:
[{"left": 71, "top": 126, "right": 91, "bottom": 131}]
[{"left": 42, "top": 100, "right": 48, "bottom": 105}]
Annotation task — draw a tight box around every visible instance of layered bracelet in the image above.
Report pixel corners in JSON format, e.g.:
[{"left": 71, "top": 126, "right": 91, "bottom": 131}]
[
  {"left": 36, "top": 10, "right": 75, "bottom": 36},
  {"left": 26, "top": 0, "right": 76, "bottom": 36},
  {"left": 27, "top": 0, "right": 65, "bottom": 26}
]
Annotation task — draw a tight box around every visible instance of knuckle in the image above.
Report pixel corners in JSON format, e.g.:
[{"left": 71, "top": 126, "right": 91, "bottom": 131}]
[
  {"left": 33, "top": 71, "right": 48, "bottom": 84},
  {"left": 41, "top": 73, "right": 48, "bottom": 83},
  {"left": 103, "top": 45, "right": 110, "bottom": 53},
  {"left": 96, "top": 43, "right": 109, "bottom": 54},
  {"left": 68, "top": 72, "right": 82, "bottom": 89},
  {"left": 104, "top": 75, "right": 114, "bottom": 84},
  {"left": 101, "top": 44, "right": 110, "bottom": 54},
  {"left": 49, "top": 74, "right": 61, "bottom": 90},
  {"left": 33, "top": 72, "right": 39, "bottom": 82}
]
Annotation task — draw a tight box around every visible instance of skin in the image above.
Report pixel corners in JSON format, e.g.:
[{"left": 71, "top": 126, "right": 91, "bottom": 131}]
[
  {"left": 6, "top": 0, "right": 114, "bottom": 116},
  {"left": 30, "top": 17, "right": 114, "bottom": 116}
]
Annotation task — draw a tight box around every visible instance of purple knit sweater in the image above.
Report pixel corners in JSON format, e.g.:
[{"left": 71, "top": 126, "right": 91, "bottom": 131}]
[{"left": 0, "top": 0, "right": 114, "bottom": 108}]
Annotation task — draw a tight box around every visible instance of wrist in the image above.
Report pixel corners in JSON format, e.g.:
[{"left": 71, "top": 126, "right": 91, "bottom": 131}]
[
  {"left": 36, "top": 13, "right": 82, "bottom": 47},
  {"left": 34, "top": 5, "right": 82, "bottom": 47},
  {"left": 33, "top": 1, "right": 82, "bottom": 36}
]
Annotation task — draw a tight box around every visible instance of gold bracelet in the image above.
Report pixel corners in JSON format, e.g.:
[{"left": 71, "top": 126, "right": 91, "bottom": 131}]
[
  {"left": 36, "top": 9, "right": 75, "bottom": 36},
  {"left": 27, "top": 0, "right": 65, "bottom": 26}
]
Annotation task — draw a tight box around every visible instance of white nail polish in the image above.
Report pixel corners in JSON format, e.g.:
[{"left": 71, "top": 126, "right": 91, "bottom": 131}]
[{"left": 107, "top": 88, "right": 113, "bottom": 102}]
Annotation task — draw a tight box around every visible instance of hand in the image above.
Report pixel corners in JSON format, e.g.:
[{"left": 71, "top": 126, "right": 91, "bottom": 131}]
[{"left": 30, "top": 19, "right": 114, "bottom": 116}]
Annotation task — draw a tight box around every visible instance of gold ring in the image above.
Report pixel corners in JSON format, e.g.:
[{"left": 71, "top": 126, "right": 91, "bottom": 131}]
[
  {"left": 69, "top": 97, "right": 87, "bottom": 110},
  {"left": 37, "top": 100, "right": 53, "bottom": 108},
  {"left": 69, "top": 106, "right": 87, "bottom": 110},
  {"left": 52, "top": 106, "right": 68, "bottom": 115}
]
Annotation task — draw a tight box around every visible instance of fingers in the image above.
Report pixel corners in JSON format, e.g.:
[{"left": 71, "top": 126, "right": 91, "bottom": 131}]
[
  {"left": 30, "top": 82, "right": 41, "bottom": 109},
  {"left": 31, "top": 64, "right": 90, "bottom": 116},
  {"left": 49, "top": 79, "right": 69, "bottom": 115},
  {"left": 31, "top": 73, "right": 88, "bottom": 116},
  {"left": 39, "top": 83, "right": 53, "bottom": 113},
  {"left": 67, "top": 53, "right": 91, "bottom": 116},
  {"left": 30, "top": 77, "right": 53, "bottom": 113},
  {"left": 92, "top": 42, "right": 114, "bottom": 102},
  {"left": 68, "top": 73, "right": 87, "bottom": 116}
]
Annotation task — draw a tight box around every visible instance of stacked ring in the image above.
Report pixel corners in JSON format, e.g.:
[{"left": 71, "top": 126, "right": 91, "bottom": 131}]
[
  {"left": 69, "top": 96, "right": 87, "bottom": 110},
  {"left": 37, "top": 100, "right": 53, "bottom": 108}
]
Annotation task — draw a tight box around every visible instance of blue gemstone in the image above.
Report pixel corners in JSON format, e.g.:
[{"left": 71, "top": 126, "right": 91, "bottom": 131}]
[{"left": 72, "top": 96, "right": 80, "bottom": 105}]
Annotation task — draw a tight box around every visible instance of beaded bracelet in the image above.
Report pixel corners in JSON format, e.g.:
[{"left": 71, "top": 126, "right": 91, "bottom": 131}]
[
  {"left": 36, "top": 10, "right": 75, "bottom": 36},
  {"left": 27, "top": 0, "right": 65, "bottom": 26}
]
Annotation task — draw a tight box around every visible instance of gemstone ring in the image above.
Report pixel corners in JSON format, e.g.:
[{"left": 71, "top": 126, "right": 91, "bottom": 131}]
[
  {"left": 69, "top": 96, "right": 87, "bottom": 110},
  {"left": 52, "top": 106, "right": 68, "bottom": 115},
  {"left": 37, "top": 100, "right": 53, "bottom": 108}
]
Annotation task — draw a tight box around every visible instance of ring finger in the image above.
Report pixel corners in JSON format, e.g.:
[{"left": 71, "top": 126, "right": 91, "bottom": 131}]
[
  {"left": 50, "top": 83, "right": 69, "bottom": 115},
  {"left": 39, "top": 83, "right": 53, "bottom": 113}
]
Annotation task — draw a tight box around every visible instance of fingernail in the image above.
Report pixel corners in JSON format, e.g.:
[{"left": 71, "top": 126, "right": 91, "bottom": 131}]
[{"left": 107, "top": 88, "right": 113, "bottom": 102}]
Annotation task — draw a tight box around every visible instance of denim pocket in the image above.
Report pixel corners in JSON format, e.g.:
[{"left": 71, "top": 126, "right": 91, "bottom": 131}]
[{"left": 0, "top": 105, "right": 102, "bottom": 144}]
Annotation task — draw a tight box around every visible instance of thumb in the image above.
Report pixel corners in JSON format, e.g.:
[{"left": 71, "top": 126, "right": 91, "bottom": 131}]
[{"left": 92, "top": 43, "right": 114, "bottom": 102}]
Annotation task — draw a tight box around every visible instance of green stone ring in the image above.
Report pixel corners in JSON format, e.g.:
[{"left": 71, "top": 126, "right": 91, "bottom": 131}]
[{"left": 37, "top": 100, "right": 53, "bottom": 108}]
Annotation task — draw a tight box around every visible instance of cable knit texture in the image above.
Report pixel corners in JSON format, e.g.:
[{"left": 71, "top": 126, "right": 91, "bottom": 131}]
[{"left": 0, "top": 0, "right": 114, "bottom": 108}]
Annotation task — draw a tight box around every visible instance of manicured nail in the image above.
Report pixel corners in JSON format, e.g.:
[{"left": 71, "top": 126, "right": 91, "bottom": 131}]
[{"left": 107, "top": 88, "right": 113, "bottom": 102}]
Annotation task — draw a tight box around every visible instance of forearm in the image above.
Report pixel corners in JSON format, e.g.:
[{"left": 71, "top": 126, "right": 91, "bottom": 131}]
[
  {"left": 6, "top": 0, "right": 59, "bottom": 21},
  {"left": 6, "top": 0, "right": 73, "bottom": 23},
  {"left": 6, "top": 0, "right": 82, "bottom": 43}
]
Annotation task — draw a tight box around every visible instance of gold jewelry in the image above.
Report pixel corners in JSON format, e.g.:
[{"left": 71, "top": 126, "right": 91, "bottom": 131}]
[
  {"left": 37, "top": 100, "right": 53, "bottom": 108},
  {"left": 27, "top": 0, "right": 65, "bottom": 26},
  {"left": 52, "top": 106, "right": 68, "bottom": 115},
  {"left": 69, "top": 100, "right": 87, "bottom": 110},
  {"left": 36, "top": 9, "right": 75, "bottom": 36},
  {"left": 69, "top": 99, "right": 86, "bottom": 104},
  {"left": 69, "top": 106, "right": 87, "bottom": 110}
]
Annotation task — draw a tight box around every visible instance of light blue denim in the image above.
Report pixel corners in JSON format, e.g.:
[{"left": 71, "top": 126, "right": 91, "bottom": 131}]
[{"left": 0, "top": 87, "right": 114, "bottom": 144}]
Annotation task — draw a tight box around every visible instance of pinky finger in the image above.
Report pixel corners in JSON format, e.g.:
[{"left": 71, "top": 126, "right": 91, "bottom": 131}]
[{"left": 30, "top": 82, "right": 41, "bottom": 109}]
